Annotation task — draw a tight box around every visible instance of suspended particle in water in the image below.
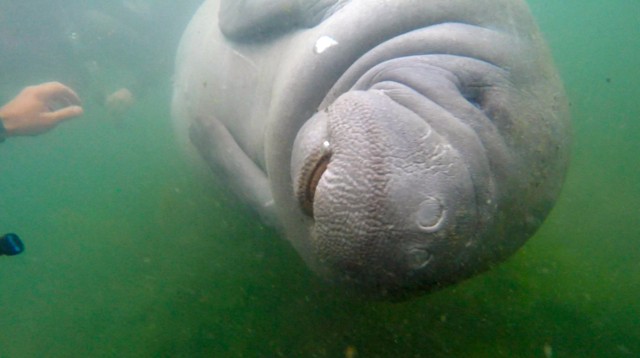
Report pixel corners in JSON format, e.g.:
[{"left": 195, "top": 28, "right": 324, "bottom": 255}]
[{"left": 345, "top": 345, "right": 357, "bottom": 358}]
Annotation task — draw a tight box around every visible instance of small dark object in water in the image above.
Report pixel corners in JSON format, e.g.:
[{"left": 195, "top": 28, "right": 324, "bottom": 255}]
[{"left": 0, "top": 233, "right": 25, "bottom": 256}]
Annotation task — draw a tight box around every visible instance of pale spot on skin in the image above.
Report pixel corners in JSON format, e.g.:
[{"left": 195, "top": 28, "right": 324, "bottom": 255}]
[{"left": 314, "top": 35, "right": 338, "bottom": 54}]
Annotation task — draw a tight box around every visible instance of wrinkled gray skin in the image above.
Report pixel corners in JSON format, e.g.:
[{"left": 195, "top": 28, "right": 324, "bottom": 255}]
[{"left": 172, "top": 0, "right": 570, "bottom": 299}]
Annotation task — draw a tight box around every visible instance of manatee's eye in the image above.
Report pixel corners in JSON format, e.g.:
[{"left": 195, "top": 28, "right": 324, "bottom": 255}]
[{"left": 297, "top": 152, "right": 331, "bottom": 217}]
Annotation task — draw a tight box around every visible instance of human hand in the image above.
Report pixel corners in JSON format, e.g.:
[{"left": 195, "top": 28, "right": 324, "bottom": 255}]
[{"left": 0, "top": 82, "right": 84, "bottom": 138}]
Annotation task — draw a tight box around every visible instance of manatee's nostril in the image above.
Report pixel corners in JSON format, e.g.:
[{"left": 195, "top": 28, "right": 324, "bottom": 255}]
[
  {"left": 304, "top": 154, "right": 331, "bottom": 216},
  {"left": 416, "top": 197, "right": 445, "bottom": 232},
  {"left": 407, "top": 247, "right": 433, "bottom": 270},
  {"left": 291, "top": 111, "right": 332, "bottom": 218},
  {"left": 296, "top": 143, "right": 331, "bottom": 218}
]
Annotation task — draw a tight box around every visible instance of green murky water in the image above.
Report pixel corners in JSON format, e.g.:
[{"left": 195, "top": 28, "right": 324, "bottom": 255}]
[{"left": 1, "top": 1, "right": 638, "bottom": 356}]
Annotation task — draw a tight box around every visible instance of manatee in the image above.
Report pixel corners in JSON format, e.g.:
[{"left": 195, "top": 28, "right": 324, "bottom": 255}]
[{"left": 172, "top": 0, "right": 571, "bottom": 299}]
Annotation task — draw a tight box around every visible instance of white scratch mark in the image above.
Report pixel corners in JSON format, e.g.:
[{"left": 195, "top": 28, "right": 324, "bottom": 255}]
[{"left": 231, "top": 49, "right": 258, "bottom": 71}]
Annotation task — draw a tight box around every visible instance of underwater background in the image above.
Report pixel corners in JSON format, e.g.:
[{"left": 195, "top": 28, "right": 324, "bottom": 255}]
[{"left": 1, "top": 0, "right": 638, "bottom": 357}]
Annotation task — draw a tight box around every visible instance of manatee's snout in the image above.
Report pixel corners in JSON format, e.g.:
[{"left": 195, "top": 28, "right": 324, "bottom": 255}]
[{"left": 292, "top": 89, "right": 486, "bottom": 296}]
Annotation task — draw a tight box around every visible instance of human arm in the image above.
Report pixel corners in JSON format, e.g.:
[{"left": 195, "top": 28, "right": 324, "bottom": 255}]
[{"left": 0, "top": 82, "right": 84, "bottom": 140}]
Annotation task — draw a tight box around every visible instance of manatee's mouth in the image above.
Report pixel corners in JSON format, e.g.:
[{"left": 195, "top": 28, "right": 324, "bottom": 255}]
[
  {"left": 290, "top": 71, "right": 515, "bottom": 297},
  {"left": 290, "top": 87, "right": 467, "bottom": 297}
]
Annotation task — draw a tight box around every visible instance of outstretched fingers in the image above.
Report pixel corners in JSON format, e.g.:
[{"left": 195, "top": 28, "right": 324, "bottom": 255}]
[{"left": 44, "top": 105, "right": 84, "bottom": 125}]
